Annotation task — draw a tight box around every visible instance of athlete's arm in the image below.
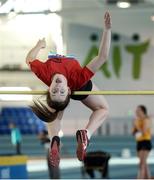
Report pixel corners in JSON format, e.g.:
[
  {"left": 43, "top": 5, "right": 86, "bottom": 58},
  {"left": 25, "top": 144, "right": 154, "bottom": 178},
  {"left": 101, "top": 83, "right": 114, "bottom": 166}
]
[
  {"left": 142, "top": 118, "right": 150, "bottom": 135},
  {"left": 133, "top": 119, "right": 143, "bottom": 132},
  {"left": 86, "top": 12, "right": 111, "bottom": 73},
  {"left": 26, "top": 38, "right": 46, "bottom": 66},
  {"left": 132, "top": 120, "right": 138, "bottom": 135}
]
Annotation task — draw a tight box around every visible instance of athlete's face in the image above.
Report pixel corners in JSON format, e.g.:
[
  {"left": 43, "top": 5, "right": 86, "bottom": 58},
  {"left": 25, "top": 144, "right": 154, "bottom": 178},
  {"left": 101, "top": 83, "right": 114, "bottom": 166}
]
[
  {"left": 136, "top": 107, "right": 145, "bottom": 118},
  {"left": 49, "top": 74, "right": 71, "bottom": 102}
]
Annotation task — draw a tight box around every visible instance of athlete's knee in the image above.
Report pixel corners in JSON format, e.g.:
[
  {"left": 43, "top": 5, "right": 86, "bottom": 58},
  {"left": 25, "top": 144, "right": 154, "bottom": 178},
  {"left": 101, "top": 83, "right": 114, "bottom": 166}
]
[
  {"left": 96, "top": 105, "right": 109, "bottom": 117},
  {"left": 102, "top": 102, "right": 109, "bottom": 116}
]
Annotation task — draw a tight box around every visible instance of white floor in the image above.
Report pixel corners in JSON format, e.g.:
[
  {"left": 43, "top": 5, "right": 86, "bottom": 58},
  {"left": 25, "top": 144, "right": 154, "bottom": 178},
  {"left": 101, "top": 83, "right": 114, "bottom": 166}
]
[{"left": 27, "top": 156, "right": 154, "bottom": 172}]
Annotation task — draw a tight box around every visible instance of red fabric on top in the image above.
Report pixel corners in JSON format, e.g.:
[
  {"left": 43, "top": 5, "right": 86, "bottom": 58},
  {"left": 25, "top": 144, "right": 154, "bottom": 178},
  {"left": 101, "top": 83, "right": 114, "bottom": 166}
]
[{"left": 29, "top": 57, "right": 94, "bottom": 90}]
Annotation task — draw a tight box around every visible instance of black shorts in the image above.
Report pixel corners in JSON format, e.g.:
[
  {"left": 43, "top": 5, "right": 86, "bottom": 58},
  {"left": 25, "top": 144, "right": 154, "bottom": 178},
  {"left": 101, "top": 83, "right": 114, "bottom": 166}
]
[
  {"left": 136, "top": 140, "right": 152, "bottom": 151},
  {"left": 71, "top": 80, "right": 93, "bottom": 101}
]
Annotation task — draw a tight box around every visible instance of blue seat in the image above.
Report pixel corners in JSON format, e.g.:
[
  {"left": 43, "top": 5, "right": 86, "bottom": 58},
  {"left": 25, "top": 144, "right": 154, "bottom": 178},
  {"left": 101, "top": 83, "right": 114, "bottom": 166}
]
[
  {"left": 0, "top": 107, "right": 46, "bottom": 135},
  {"left": 0, "top": 125, "right": 10, "bottom": 135}
]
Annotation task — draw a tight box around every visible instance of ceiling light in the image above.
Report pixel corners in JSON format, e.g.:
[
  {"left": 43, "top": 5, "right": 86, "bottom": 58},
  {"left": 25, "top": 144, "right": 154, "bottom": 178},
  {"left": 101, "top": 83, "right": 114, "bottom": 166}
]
[
  {"left": 0, "top": 0, "right": 14, "bottom": 14},
  {"left": 20, "top": 0, "right": 49, "bottom": 13},
  {"left": 7, "top": 11, "right": 16, "bottom": 20},
  {"left": 49, "top": 0, "right": 62, "bottom": 12},
  {"left": 14, "top": 0, "right": 24, "bottom": 13},
  {"left": 117, "top": 1, "right": 131, "bottom": 8}
]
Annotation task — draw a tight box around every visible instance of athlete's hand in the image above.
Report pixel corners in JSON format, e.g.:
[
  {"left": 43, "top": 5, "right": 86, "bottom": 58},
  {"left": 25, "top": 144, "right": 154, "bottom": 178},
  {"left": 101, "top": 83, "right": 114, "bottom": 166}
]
[
  {"left": 104, "top": 11, "right": 111, "bottom": 30},
  {"left": 36, "top": 38, "right": 46, "bottom": 49}
]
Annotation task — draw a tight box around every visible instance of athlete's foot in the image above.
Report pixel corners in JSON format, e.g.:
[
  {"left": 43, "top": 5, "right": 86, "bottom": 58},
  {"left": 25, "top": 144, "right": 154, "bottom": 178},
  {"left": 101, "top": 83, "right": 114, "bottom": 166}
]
[
  {"left": 49, "top": 136, "right": 60, "bottom": 167},
  {"left": 76, "top": 130, "right": 89, "bottom": 161}
]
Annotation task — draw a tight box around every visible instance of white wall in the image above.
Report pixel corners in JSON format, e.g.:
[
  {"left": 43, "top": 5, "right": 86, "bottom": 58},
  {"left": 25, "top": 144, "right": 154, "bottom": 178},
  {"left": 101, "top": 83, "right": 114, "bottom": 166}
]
[
  {"left": 0, "top": 14, "right": 62, "bottom": 68},
  {"left": 65, "top": 23, "right": 154, "bottom": 116}
]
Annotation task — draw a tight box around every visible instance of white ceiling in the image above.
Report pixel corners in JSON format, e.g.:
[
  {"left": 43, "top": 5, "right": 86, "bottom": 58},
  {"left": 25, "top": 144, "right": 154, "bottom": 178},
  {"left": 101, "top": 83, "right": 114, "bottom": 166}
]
[
  {"left": 59, "top": 0, "right": 154, "bottom": 39},
  {"left": 0, "top": 0, "right": 153, "bottom": 39}
]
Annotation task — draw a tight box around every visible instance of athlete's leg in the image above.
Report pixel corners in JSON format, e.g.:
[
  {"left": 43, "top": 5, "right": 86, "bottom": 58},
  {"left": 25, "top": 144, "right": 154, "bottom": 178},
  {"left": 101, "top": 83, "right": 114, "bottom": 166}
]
[
  {"left": 137, "top": 150, "right": 145, "bottom": 179},
  {"left": 76, "top": 83, "right": 109, "bottom": 161},
  {"left": 137, "top": 150, "right": 150, "bottom": 179},
  {"left": 143, "top": 150, "right": 151, "bottom": 179},
  {"left": 45, "top": 111, "right": 64, "bottom": 167},
  {"left": 46, "top": 119, "right": 61, "bottom": 140},
  {"left": 81, "top": 82, "right": 109, "bottom": 136}
]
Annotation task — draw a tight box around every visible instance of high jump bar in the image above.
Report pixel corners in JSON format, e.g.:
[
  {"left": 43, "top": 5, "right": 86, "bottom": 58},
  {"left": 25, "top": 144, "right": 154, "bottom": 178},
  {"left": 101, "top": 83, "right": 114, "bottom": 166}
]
[{"left": 0, "top": 90, "right": 154, "bottom": 95}]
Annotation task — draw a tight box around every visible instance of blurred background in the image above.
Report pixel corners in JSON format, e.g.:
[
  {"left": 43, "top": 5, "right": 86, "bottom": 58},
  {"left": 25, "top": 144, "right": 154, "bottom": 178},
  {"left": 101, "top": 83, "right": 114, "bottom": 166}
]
[{"left": 0, "top": 0, "right": 154, "bottom": 179}]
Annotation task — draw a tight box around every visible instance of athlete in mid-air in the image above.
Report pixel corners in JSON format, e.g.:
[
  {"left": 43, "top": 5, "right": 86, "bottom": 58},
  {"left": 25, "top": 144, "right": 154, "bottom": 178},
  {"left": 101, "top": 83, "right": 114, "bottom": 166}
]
[{"left": 26, "top": 11, "right": 111, "bottom": 167}]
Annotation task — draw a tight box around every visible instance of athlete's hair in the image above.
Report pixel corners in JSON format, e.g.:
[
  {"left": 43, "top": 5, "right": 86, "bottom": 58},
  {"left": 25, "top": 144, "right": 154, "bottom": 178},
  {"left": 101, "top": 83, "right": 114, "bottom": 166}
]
[
  {"left": 138, "top": 105, "right": 147, "bottom": 116},
  {"left": 30, "top": 91, "right": 70, "bottom": 122}
]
